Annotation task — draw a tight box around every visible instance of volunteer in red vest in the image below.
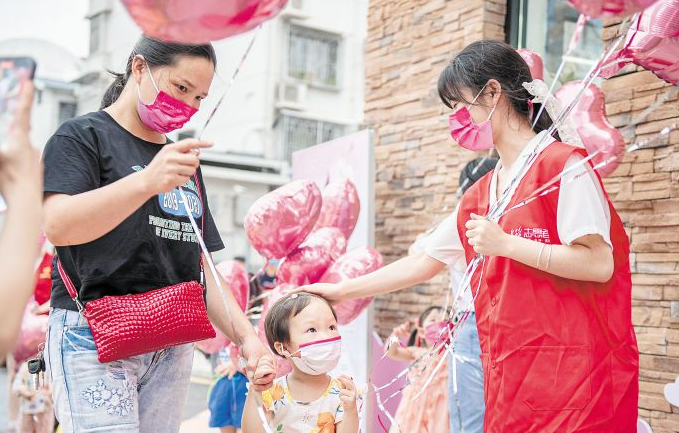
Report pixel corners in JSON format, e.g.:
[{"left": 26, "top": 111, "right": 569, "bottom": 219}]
[{"left": 302, "top": 40, "right": 639, "bottom": 433}]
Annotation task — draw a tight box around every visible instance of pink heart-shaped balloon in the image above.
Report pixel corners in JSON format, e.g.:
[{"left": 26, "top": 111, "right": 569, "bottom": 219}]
[
  {"left": 517, "top": 48, "right": 545, "bottom": 80},
  {"left": 602, "top": 0, "right": 679, "bottom": 84},
  {"left": 121, "top": 0, "right": 289, "bottom": 44},
  {"left": 320, "top": 247, "right": 384, "bottom": 325},
  {"left": 276, "top": 228, "right": 348, "bottom": 286},
  {"left": 245, "top": 180, "right": 322, "bottom": 260},
  {"left": 315, "top": 179, "right": 361, "bottom": 240},
  {"left": 567, "top": 0, "right": 661, "bottom": 18},
  {"left": 555, "top": 80, "right": 626, "bottom": 177}
]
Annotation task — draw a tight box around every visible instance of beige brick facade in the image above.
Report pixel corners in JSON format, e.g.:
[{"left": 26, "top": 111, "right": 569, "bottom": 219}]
[{"left": 366, "top": 2, "right": 679, "bottom": 432}]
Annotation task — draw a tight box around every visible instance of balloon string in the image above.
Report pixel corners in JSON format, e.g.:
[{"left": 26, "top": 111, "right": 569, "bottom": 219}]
[
  {"left": 197, "top": 25, "right": 262, "bottom": 139},
  {"left": 177, "top": 187, "right": 238, "bottom": 345}
]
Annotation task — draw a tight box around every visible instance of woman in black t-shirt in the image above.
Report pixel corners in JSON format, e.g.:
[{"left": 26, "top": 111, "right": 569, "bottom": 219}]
[{"left": 41, "top": 36, "right": 275, "bottom": 433}]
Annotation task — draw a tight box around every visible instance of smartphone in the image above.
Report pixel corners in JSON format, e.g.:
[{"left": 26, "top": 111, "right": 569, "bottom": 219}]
[{"left": 0, "top": 56, "right": 37, "bottom": 144}]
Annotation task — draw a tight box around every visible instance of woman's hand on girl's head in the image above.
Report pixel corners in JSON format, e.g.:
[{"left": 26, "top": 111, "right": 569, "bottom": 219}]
[
  {"left": 465, "top": 213, "right": 511, "bottom": 257},
  {"left": 293, "top": 283, "right": 345, "bottom": 304},
  {"left": 140, "top": 138, "right": 213, "bottom": 196}
]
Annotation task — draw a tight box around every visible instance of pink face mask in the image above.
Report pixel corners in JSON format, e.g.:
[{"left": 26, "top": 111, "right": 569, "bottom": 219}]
[
  {"left": 137, "top": 63, "right": 197, "bottom": 134},
  {"left": 424, "top": 321, "right": 448, "bottom": 347},
  {"left": 448, "top": 84, "right": 498, "bottom": 151}
]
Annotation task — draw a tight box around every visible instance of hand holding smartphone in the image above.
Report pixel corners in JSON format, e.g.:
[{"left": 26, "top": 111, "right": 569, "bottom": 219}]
[
  {"left": 0, "top": 57, "right": 36, "bottom": 146},
  {"left": 0, "top": 56, "right": 39, "bottom": 211}
]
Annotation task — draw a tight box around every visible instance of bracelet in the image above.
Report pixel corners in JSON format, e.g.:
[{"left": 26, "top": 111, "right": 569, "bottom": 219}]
[
  {"left": 546, "top": 245, "right": 553, "bottom": 270},
  {"left": 537, "top": 243, "right": 546, "bottom": 269}
]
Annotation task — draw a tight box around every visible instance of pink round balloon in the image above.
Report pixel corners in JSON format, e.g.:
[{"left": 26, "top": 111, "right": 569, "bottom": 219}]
[
  {"left": 319, "top": 247, "right": 384, "bottom": 325},
  {"left": 517, "top": 48, "right": 545, "bottom": 80},
  {"left": 121, "top": 0, "right": 289, "bottom": 44},
  {"left": 567, "top": 0, "right": 661, "bottom": 17},
  {"left": 276, "top": 228, "right": 347, "bottom": 286},
  {"left": 555, "top": 80, "right": 626, "bottom": 177},
  {"left": 245, "top": 180, "right": 322, "bottom": 259},
  {"left": 196, "top": 260, "right": 251, "bottom": 354},
  {"left": 257, "top": 284, "right": 295, "bottom": 378},
  {"left": 13, "top": 303, "right": 48, "bottom": 364},
  {"left": 602, "top": 0, "right": 679, "bottom": 85},
  {"left": 315, "top": 179, "right": 361, "bottom": 240}
]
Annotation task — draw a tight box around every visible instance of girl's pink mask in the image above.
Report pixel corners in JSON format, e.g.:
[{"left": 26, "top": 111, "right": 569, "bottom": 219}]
[
  {"left": 448, "top": 84, "right": 498, "bottom": 151},
  {"left": 424, "top": 320, "right": 448, "bottom": 347},
  {"left": 137, "top": 63, "right": 197, "bottom": 134}
]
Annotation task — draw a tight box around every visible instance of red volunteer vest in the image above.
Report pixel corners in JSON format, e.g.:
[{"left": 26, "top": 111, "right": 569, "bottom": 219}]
[{"left": 457, "top": 142, "right": 639, "bottom": 433}]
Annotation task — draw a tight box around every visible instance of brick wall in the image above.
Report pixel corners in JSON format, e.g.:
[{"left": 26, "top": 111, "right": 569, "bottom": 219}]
[
  {"left": 367, "top": 2, "right": 679, "bottom": 432},
  {"left": 601, "top": 20, "right": 679, "bottom": 433},
  {"left": 366, "top": 0, "right": 507, "bottom": 337}
]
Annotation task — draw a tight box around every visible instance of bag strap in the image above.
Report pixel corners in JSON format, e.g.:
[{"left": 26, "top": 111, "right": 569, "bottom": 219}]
[
  {"left": 56, "top": 258, "right": 84, "bottom": 312},
  {"left": 56, "top": 174, "right": 207, "bottom": 309},
  {"left": 192, "top": 174, "right": 206, "bottom": 283}
]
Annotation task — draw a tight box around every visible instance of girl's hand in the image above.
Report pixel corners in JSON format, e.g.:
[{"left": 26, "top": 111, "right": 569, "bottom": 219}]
[
  {"left": 465, "top": 213, "right": 511, "bottom": 257},
  {"left": 215, "top": 360, "right": 238, "bottom": 379},
  {"left": 141, "top": 139, "right": 213, "bottom": 196},
  {"left": 337, "top": 375, "right": 358, "bottom": 413},
  {"left": 392, "top": 321, "right": 411, "bottom": 341},
  {"left": 241, "top": 336, "right": 276, "bottom": 392}
]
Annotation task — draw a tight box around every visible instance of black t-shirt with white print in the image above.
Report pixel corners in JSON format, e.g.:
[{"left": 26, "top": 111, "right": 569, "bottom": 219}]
[{"left": 43, "top": 110, "right": 224, "bottom": 311}]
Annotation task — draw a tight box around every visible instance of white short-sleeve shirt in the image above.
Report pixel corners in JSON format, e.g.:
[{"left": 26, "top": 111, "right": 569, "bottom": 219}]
[{"left": 423, "top": 133, "right": 612, "bottom": 311}]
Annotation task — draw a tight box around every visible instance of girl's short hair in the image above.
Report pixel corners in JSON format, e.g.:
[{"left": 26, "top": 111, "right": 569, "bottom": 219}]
[{"left": 264, "top": 293, "right": 338, "bottom": 356}]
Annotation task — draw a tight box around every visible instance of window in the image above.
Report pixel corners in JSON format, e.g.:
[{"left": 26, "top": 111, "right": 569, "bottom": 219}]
[
  {"left": 89, "top": 13, "right": 104, "bottom": 54},
  {"left": 287, "top": 26, "right": 340, "bottom": 87},
  {"left": 278, "top": 114, "right": 345, "bottom": 161},
  {"left": 507, "top": 0, "right": 603, "bottom": 83},
  {"left": 58, "top": 102, "right": 77, "bottom": 126}
]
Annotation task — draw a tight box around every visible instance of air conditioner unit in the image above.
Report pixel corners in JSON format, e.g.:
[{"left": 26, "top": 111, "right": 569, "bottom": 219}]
[
  {"left": 276, "top": 81, "right": 307, "bottom": 109},
  {"left": 280, "top": 0, "right": 310, "bottom": 20}
]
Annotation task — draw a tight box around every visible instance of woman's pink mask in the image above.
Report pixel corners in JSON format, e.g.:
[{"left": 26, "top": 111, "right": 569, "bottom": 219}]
[
  {"left": 448, "top": 84, "right": 498, "bottom": 151},
  {"left": 137, "top": 63, "right": 197, "bottom": 134}
]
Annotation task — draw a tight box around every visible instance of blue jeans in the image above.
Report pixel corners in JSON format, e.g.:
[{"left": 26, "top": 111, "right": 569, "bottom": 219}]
[
  {"left": 45, "top": 308, "right": 194, "bottom": 433},
  {"left": 448, "top": 313, "right": 485, "bottom": 433}
]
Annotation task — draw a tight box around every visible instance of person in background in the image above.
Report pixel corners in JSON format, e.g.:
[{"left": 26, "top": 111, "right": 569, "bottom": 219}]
[
  {"left": 385, "top": 306, "right": 449, "bottom": 433},
  {"left": 257, "top": 259, "right": 278, "bottom": 291},
  {"left": 208, "top": 345, "right": 249, "bottom": 433},
  {"left": 0, "top": 81, "right": 43, "bottom": 359},
  {"left": 12, "top": 361, "right": 54, "bottom": 433}
]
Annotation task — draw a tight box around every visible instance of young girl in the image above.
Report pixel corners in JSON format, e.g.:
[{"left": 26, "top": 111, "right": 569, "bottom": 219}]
[
  {"left": 302, "top": 40, "right": 638, "bottom": 433},
  {"left": 41, "top": 35, "right": 274, "bottom": 432},
  {"left": 385, "top": 306, "right": 449, "bottom": 433},
  {"left": 243, "top": 293, "right": 360, "bottom": 433}
]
